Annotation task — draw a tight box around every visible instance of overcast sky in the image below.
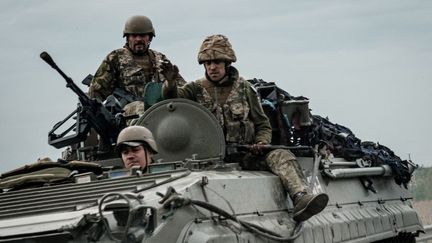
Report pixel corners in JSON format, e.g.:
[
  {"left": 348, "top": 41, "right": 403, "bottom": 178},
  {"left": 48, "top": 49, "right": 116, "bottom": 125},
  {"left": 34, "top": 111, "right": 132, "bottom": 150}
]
[{"left": 0, "top": 0, "right": 431, "bottom": 172}]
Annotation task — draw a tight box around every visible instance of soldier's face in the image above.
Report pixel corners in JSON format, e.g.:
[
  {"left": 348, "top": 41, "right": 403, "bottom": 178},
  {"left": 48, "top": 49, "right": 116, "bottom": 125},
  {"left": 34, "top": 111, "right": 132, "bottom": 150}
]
[
  {"left": 204, "top": 60, "right": 226, "bottom": 82},
  {"left": 121, "top": 145, "right": 153, "bottom": 169},
  {"left": 127, "top": 34, "right": 151, "bottom": 54}
]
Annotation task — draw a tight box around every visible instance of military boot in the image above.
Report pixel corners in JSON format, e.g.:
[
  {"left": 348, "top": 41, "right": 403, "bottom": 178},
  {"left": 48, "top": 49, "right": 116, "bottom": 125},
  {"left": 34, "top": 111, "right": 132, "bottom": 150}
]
[{"left": 292, "top": 192, "right": 329, "bottom": 222}]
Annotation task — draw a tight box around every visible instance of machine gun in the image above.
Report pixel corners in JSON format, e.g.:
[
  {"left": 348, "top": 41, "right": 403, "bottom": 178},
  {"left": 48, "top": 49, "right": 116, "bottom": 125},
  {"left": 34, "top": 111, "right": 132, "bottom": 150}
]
[{"left": 40, "top": 52, "right": 126, "bottom": 155}]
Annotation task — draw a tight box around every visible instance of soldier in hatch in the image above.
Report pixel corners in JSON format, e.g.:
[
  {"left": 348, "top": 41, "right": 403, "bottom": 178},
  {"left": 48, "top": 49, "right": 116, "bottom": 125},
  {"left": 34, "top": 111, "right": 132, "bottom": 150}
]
[
  {"left": 116, "top": 125, "right": 158, "bottom": 171},
  {"left": 89, "top": 15, "right": 186, "bottom": 114},
  {"left": 162, "top": 34, "right": 328, "bottom": 222}
]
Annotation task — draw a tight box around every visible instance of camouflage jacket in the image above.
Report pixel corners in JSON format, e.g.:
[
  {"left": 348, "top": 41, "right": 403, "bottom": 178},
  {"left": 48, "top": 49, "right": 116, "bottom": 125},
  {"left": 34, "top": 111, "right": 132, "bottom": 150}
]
[
  {"left": 89, "top": 46, "right": 185, "bottom": 101},
  {"left": 163, "top": 66, "right": 272, "bottom": 144}
]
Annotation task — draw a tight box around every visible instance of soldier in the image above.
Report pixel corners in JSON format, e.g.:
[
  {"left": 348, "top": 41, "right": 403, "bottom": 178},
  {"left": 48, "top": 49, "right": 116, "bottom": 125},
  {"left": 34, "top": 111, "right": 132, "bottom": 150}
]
[
  {"left": 162, "top": 34, "right": 328, "bottom": 222},
  {"left": 89, "top": 15, "right": 186, "bottom": 113},
  {"left": 116, "top": 125, "right": 158, "bottom": 171}
]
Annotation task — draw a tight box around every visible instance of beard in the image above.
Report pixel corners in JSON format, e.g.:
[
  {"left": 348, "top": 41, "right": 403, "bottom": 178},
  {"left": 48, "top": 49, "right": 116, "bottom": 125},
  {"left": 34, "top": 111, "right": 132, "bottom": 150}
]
[{"left": 130, "top": 42, "right": 149, "bottom": 55}]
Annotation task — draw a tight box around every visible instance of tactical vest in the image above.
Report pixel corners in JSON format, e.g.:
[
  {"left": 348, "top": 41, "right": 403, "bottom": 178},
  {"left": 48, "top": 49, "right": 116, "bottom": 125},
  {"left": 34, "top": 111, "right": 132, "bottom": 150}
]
[
  {"left": 114, "top": 48, "right": 165, "bottom": 99},
  {"left": 195, "top": 77, "right": 255, "bottom": 144}
]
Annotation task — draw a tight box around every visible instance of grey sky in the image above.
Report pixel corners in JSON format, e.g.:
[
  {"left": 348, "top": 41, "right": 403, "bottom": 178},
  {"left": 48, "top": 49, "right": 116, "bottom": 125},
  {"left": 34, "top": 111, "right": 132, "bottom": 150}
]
[{"left": 0, "top": 0, "right": 431, "bottom": 172}]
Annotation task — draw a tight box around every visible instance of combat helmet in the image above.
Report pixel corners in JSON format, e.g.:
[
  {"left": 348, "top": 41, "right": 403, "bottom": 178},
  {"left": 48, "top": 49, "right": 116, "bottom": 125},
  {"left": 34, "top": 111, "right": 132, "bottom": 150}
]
[
  {"left": 198, "top": 34, "right": 237, "bottom": 64},
  {"left": 116, "top": 125, "right": 158, "bottom": 153},
  {"left": 123, "top": 15, "right": 155, "bottom": 37}
]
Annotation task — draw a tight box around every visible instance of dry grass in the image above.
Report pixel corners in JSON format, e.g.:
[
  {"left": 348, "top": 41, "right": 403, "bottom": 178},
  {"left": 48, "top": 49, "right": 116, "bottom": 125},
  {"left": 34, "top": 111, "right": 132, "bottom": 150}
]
[{"left": 413, "top": 200, "right": 432, "bottom": 225}]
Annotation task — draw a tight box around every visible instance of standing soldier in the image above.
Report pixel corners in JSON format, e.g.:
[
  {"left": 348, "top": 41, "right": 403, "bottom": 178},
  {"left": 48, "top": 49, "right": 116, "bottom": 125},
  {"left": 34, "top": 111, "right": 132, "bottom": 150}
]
[
  {"left": 89, "top": 15, "right": 186, "bottom": 114},
  {"left": 162, "top": 34, "right": 328, "bottom": 222}
]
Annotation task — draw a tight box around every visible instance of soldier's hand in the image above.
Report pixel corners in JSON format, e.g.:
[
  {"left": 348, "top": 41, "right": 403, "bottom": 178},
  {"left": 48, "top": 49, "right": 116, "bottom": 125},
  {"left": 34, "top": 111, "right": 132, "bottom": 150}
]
[
  {"left": 160, "top": 60, "right": 178, "bottom": 88},
  {"left": 251, "top": 141, "right": 268, "bottom": 154}
]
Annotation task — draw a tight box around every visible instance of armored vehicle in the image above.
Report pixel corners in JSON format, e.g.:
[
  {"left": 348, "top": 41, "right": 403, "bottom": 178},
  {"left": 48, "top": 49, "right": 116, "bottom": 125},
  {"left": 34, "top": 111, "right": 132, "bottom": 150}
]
[{"left": 0, "top": 53, "right": 425, "bottom": 242}]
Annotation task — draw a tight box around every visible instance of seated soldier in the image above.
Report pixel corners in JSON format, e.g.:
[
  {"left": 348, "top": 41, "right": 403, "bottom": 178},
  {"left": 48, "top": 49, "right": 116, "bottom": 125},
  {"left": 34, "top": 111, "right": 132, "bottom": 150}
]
[
  {"left": 162, "top": 34, "right": 328, "bottom": 222},
  {"left": 116, "top": 125, "right": 158, "bottom": 171}
]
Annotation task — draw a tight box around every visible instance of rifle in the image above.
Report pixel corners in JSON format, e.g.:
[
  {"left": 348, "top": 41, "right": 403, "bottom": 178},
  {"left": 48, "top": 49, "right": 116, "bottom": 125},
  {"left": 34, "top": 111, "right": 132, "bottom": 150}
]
[
  {"left": 40, "top": 52, "right": 126, "bottom": 150},
  {"left": 226, "top": 143, "right": 311, "bottom": 155}
]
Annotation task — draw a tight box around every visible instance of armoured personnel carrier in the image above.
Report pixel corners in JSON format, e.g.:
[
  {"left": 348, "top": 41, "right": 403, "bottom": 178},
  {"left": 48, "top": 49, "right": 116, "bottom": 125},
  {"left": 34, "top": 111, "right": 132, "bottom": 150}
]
[{"left": 0, "top": 53, "right": 424, "bottom": 242}]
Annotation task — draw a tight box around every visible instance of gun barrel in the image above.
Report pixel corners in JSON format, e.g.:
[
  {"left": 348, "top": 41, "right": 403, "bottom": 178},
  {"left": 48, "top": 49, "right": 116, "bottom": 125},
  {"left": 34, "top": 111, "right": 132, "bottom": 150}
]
[
  {"left": 40, "top": 51, "right": 91, "bottom": 105},
  {"left": 41, "top": 51, "right": 122, "bottom": 148},
  {"left": 40, "top": 52, "right": 57, "bottom": 69},
  {"left": 40, "top": 51, "right": 71, "bottom": 83}
]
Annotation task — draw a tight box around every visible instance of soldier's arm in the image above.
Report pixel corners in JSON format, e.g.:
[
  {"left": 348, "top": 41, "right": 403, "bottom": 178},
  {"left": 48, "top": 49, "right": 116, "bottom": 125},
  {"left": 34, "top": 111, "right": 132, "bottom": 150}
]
[
  {"left": 162, "top": 81, "right": 198, "bottom": 100},
  {"left": 88, "top": 54, "right": 117, "bottom": 101},
  {"left": 246, "top": 84, "right": 272, "bottom": 144}
]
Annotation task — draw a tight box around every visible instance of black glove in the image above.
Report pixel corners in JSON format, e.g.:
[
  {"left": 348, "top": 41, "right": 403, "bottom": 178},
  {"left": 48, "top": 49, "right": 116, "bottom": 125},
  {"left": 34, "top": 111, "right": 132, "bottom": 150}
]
[{"left": 160, "top": 60, "right": 179, "bottom": 87}]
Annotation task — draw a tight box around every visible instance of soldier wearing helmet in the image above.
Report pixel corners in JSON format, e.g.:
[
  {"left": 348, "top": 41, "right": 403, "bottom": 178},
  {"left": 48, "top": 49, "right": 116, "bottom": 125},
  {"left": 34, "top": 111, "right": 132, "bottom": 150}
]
[
  {"left": 116, "top": 125, "right": 158, "bottom": 170},
  {"left": 162, "top": 34, "right": 328, "bottom": 223},
  {"left": 89, "top": 15, "right": 185, "bottom": 114}
]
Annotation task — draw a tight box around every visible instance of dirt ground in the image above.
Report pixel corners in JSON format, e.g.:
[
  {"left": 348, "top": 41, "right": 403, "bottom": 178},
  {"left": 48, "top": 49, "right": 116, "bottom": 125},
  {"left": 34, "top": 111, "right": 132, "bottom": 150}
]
[{"left": 413, "top": 200, "right": 432, "bottom": 225}]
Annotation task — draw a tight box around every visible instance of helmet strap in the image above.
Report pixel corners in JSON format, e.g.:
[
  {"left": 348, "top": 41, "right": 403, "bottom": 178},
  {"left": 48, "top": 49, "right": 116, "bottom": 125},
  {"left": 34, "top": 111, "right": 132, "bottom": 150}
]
[{"left": 144, "top": 147, "right": 149, "bottom": 170}]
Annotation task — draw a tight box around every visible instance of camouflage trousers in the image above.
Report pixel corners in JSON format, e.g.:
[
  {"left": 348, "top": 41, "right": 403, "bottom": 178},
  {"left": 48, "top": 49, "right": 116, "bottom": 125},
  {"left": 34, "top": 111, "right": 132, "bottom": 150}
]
[
  {"left": 123, "top": 101, "right": 145, "bottom": 126},
  {"left": 236, "top": 149, "right": 308, "bottom": 198},
  {"left": 266, "top": 149, "right": 308, "bottom": 197}
]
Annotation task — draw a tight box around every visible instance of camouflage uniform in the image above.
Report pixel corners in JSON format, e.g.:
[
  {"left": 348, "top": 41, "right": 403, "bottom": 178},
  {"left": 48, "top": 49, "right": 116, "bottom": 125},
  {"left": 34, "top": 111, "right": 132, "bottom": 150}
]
[
  {"left": 123, "top": 100, "right": 145, "bottom": 126},
  {"left": 163, "top": 65, "right": 308, "bottom": 197},
  {"left": 162, "top": 34, "right": 328, "bottom": 222},
  {"left": 89, "top": 46, "right": 186, "bottom": 102}
]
